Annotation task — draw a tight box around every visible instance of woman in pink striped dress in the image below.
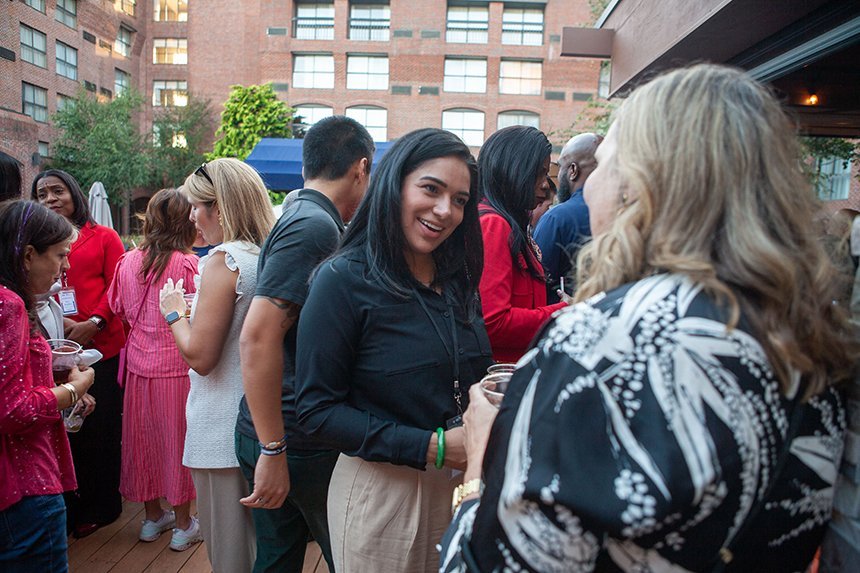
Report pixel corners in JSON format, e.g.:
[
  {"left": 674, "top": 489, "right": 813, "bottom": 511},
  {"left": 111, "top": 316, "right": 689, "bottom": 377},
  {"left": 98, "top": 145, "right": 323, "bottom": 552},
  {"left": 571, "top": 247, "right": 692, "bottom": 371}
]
[{"left": 108, "top": 188, "right": 201, "bottom": 551}]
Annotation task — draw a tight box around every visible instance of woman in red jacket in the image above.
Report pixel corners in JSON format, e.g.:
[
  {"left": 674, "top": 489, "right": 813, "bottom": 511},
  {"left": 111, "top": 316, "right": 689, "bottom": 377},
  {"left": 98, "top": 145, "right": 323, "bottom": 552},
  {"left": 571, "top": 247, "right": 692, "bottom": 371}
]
[
  {"left": 478, "top": 126, "right": 566, "bottom": 362},
  {"left": 32, "top": 170, "right": 126, "bottom": 538}
]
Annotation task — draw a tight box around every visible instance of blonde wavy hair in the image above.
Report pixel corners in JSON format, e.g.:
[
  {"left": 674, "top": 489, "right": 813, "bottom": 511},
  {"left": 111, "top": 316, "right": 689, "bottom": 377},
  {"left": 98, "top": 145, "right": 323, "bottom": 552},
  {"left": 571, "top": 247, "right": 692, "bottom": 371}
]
[
  {"left": 182, "top": 158, "right": 275, "bottom": 246},
  {"left": 575, "top": 64, "right": 856, "bottom": 397}
]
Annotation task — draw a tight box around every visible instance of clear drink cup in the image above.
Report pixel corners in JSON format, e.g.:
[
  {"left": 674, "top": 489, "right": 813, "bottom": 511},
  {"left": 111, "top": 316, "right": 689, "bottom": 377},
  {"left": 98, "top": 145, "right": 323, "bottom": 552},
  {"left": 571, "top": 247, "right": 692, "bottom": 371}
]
[
  {"left": 46, "top": 338, "right": 82, "bottom": 384},
  {"left": 487, "top": 363, "right": 516, "bottom": 375},
  {"left": 480, "top": 372, "right": 513, "bottom": 408}
]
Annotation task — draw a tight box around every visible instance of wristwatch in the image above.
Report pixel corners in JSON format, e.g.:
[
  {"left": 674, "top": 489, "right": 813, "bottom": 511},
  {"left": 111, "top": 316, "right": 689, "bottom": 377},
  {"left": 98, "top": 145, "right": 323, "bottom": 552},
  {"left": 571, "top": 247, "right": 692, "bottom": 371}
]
[
  {"left": 451, "top": 478, "right": 482, "bottom": 513},
  {"left": 165, "top": 310, "right": 183, "bottom": 325},
  {"left": 88, "top": 315, "right": 106, "bottom": 330}
]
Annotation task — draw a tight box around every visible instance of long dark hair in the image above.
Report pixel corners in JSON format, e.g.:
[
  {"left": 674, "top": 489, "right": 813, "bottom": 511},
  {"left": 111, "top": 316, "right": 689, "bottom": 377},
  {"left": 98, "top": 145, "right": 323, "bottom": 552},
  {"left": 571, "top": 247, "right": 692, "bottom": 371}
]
[
  {"left": 0, "top": 151, "right": 22, "bottom": 202},
  {"left": 337, "top": 128, "right": 483, "bottom": 312},
  {"left": 31, "top": 169, "right": 93, "bottom": 228},
  {"left": 138, "top": 188, "right": 197, "bottom": 281},
  {"left": 0, "top": 200, "right": 75, "bottom": 326},
  {"left": 478, "top": 125, "right": 551, "bottom": 280}
]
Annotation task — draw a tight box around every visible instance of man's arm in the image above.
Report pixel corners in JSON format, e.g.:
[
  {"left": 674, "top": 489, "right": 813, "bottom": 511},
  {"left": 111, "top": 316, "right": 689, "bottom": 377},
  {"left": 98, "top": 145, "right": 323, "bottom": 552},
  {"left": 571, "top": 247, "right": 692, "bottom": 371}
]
[{"left": 238, "top": 295, "right": 300, "bottom": 509}]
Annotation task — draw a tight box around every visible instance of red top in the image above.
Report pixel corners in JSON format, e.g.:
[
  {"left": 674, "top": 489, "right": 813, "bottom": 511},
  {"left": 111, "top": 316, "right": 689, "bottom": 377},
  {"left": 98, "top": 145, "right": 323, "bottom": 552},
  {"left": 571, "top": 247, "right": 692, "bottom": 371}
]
[
  {"left": 0, "top": 287, "right": 76, "bottom": 511},
  {"left": 64, "top": 222, "right": 126, "bottom": 359},
  {"left": 479, "top": 207, "right": 566, "bottom": 363}
]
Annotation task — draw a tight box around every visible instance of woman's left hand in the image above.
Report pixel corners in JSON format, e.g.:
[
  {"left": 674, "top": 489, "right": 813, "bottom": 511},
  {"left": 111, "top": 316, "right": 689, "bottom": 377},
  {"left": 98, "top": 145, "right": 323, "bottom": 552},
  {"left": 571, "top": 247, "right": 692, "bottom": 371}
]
[
  {"left": 65, "top": 319, "right": 98, "bottom": 346},
  {"left": 79, "top": 393, "right": 96, "bottom": 417},
  {"left": 463, "top": 383, "right": 500, "bottom": 476},
  {"left": 159, "top": 278, "right": 186, "bottom": 318}
]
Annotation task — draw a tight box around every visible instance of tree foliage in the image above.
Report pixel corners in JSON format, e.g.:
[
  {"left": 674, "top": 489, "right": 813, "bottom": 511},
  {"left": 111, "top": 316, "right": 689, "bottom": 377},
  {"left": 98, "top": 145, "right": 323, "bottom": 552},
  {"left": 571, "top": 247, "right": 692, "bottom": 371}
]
[
  {"left": 50, "top": 90, "right": 150, "bottom": 204},
  {"left": 150, "top": 96, "right": 213, "bottom": 189},
  {"left": 209, "top": 84, "right": 294, "bottom": 161},
  {"left": 549, "top": 97, "right": 617, "bottom": 146}
]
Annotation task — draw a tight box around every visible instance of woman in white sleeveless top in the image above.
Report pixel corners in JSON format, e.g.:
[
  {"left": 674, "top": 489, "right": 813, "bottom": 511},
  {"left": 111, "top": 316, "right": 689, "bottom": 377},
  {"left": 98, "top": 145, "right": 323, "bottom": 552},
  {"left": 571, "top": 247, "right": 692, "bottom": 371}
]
[{"left": 160, "top": 159, "right": 275, "bottom": 572}]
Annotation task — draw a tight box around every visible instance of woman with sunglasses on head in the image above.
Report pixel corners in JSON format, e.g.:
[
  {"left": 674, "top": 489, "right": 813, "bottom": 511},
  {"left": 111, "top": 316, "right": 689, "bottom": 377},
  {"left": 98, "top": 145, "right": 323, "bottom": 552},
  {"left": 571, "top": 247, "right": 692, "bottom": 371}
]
[
  {"left": 477, "top": 126, "right": 567, "bottom": 364},
  {"left": 0, "top": 200, "right": 95, "bottom": 571},
  {"left": 31, "top": 169, "right": 126, "bottom": 538},
  {"left": 159, "top": 159, "right": 275, "bottom": 571},
  {"left": 107, "top": 189, "right": 200, "bottom": 550},
  {"left": 295, "top": 128, "right": 494, "bottom": 572}
]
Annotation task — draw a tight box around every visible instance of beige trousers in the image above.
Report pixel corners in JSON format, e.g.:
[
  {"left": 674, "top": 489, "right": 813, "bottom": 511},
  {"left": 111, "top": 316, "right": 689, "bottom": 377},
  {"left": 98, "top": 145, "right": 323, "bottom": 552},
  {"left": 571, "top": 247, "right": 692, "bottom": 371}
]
[
  {"left": 328, "top": 454, "right": 462, "bottom": 573},
  {"left": 191, "top": 467, "right": 256, "bottom": 573}
]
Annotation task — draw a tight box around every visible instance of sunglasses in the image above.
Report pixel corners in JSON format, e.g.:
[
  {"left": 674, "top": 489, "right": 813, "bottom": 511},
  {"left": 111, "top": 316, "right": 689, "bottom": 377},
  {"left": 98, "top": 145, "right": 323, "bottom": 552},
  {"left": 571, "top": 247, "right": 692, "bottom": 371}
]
[{"left": 195, "top": 162, "right": 214, "bottom": 186}]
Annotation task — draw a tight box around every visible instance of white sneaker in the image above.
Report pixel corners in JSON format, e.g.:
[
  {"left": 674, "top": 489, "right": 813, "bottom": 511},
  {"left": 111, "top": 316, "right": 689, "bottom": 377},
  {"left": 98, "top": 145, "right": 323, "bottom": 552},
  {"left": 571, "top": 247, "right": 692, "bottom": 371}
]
[
  {"left": 139, "top": 510, "right": 176, "bottom": 542},
  {"left": 169, "top": 516, "right": 203, "bottom": 552}
]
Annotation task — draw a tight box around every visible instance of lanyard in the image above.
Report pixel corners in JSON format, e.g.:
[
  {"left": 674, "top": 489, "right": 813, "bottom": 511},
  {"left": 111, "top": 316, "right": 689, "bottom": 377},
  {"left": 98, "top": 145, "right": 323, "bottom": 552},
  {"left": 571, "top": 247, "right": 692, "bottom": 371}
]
[{"left": 412, "top": 285, "right": 462, "bottom": 416}]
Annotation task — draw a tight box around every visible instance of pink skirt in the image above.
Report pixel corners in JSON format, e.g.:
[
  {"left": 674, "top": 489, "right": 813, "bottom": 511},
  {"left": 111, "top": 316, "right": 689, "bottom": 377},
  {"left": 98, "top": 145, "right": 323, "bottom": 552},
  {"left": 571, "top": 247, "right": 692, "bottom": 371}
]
[{"left": 120, "top": 371, "right": 195, "bottom": 506}]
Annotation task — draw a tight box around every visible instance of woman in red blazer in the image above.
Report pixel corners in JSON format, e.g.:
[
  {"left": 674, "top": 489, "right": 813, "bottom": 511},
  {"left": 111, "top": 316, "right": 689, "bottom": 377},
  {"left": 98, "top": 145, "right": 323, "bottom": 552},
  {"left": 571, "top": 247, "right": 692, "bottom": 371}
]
[
  {"left": 478, "top": 127, "right": 566, "bottom": 362},
  {"left": 33, "top": 169, "right": 126, "bottom": 538}
]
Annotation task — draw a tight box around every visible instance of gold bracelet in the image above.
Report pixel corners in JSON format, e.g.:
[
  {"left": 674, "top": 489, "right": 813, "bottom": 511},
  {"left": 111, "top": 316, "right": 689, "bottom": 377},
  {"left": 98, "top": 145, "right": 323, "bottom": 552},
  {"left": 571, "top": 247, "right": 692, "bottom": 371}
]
[
  {"left": 61, "top": 383, "right": 78, "bottom": 405},
  {"left": 451, "top": 478, "right": 482, "bottom": 513}
]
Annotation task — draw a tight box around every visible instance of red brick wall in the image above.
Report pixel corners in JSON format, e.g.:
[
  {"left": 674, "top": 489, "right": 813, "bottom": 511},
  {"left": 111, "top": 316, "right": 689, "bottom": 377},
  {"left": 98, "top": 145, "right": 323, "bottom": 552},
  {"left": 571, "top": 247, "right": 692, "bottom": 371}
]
[{"left": 1, "top": 0, "right": 145, "bottom": 187}]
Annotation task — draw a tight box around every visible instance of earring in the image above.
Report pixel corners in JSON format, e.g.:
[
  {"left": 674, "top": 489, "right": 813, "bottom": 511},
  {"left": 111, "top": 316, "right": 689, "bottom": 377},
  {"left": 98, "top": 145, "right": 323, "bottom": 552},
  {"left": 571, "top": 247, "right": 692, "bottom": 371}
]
[
  {"left": 621, "top": 192, "right": 629, "bottom": 205},
  {"left": 218, "top": 212, "right": 223, "bottom": 227}
]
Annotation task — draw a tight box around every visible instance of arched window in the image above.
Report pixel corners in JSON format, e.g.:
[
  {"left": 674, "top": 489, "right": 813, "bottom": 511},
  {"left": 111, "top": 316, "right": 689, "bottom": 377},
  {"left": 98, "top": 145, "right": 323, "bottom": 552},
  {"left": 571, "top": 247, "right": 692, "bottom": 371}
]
[
  {"left": 497, "top": 110, "right": 540, "bottom": 130},
  {"left": 345, "top": 105, "right": 387, "bottom": 142},
  {"left": 293, "top": 104, "right": 333, "bottom": 129},
  {"left": 442, "top": 108, "right": 485, "bottom": 146}
]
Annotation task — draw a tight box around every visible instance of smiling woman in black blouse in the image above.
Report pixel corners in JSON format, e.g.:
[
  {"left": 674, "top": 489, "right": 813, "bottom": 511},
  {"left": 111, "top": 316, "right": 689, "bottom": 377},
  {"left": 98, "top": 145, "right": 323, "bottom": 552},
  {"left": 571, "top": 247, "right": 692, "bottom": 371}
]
[{"left": 295, "top": 128, "right": 493, "bottom": 572}]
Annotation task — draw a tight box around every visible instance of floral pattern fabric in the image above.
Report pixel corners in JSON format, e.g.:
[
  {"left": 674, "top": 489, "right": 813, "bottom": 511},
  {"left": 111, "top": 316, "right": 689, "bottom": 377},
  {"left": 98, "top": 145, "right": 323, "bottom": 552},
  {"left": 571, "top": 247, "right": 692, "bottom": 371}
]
[{"left": 440, "top": 274, "right": 844, "bottom": 573}]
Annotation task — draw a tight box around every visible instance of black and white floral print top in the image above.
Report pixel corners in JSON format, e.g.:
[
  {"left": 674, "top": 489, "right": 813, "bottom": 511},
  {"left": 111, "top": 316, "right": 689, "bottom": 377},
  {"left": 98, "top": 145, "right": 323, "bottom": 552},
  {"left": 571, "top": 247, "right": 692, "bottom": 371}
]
[{"left": 440, "top": 274, "right": 845, "bottom": 573}]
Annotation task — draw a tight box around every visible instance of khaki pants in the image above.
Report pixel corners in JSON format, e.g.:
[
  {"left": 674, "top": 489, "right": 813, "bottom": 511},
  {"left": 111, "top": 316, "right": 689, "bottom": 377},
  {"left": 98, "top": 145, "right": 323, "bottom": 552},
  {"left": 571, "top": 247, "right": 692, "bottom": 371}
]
[
  {"left": 328, "top": 454, "right": 462, "bottom": 573},
  {"left": 191, "top": 467, "right": 256, "bottom": 573}
]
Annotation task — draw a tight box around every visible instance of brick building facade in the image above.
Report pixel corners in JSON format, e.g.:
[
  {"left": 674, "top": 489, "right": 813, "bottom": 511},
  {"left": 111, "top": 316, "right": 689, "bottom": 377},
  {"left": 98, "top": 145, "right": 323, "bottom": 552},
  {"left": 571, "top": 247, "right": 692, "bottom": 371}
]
[{"left": 2, "top": 0, "right": 856, "bottom": 215}]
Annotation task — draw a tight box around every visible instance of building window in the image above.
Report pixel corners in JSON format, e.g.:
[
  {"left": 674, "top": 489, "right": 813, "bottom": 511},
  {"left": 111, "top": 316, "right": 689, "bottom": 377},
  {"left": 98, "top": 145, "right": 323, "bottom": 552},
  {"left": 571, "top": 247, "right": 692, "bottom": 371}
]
[
  {"left": 442, "top": 108, "right": 484, "bottom": 147},
  {"left": 154, "top": 0, "right": 188, "bottom": 22},
  {"left": 115, "top": 69, "right": 130, "bottom": 95},
  {"left": 443, "top": 58, "right": 486, "bottom": 93},
  {"left": 56, "top": 0, "right": 78, "bottom": 28},
  {"left": 153, "top": 38, "right": 187, "bottom": 64},
  {"left": 502, "top": 8, "right": 543, "bottom": 45},
  {"left": 294, "top": 3, "right": 335, "bottom": 40},
  {"left": 57, "top": 94, "right": 74, "bottom": 111},
  {"left": 153, "top": 80, "right": 188, "bottom": 106},
  {"left": 115, "top": 26, "right": 134, "bottom": 57},
  {"left": 293, "top": 104, "right": 333, "bottom": 128},
  {"left": 292, "top": 54, "right": 335, "bottom": 89},
  {"left": 20, "top": 25, "right": 47, "bottom": 68},
  {"left": 38, "top": 141, "right": 50, "bottom": 159},
  {"left": 56, "top": 42, "right": 78, "bottom": 80},
  {"left": 497, "top": 110, "right": 540, "bottom": 130},
  {"left": 499, "top": 60, "right": 541, "bottom": 95},
  {"left": 816, "top": 157, "right": 853, "bottom": 201},
  {"left": 116, "top": 0, "right": 136, "bottom": 16},
  {"left": 345, "top": 106, "right": 387, "bottom": 141},
  {"left": 23, "top": 83, "right": 48, "bottom": 123},
  {"left": 446, "top": 5, "right": 488, "bottom": 44},
  {"left": 24, "top": 0, "right": 46, "bottom": 13},
  {"left": 347, "top": 55, "right": 388, "bottom": 90},
  {"left": 349, "top": 3, "right": 390, "bottom": 41}
]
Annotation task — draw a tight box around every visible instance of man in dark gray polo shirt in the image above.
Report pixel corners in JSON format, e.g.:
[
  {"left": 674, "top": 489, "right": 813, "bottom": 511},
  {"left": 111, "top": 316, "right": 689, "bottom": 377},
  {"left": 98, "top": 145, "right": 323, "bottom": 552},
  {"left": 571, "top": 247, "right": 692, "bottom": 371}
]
[{"left": 237, "top": 116, "right": 374, "bottom": 572}]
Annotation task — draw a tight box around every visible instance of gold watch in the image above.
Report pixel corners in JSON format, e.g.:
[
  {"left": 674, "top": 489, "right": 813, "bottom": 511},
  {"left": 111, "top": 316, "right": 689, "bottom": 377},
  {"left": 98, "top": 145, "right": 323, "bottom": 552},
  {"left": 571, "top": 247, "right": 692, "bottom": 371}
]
[{"left": 451, "top": 478, "right": 482, "bottom": 513}]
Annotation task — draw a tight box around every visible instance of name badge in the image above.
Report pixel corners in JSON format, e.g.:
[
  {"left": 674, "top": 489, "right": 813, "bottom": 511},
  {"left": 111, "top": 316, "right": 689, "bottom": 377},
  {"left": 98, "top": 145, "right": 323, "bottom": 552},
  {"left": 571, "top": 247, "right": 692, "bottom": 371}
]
[{"left": 58, "top": 287, "right": 78, "bottom": 316}]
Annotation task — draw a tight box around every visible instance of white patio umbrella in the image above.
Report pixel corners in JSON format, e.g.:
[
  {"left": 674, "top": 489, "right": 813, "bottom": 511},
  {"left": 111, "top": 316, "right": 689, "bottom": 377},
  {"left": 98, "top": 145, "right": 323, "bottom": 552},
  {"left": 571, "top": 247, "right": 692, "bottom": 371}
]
[{"left": 88, "top": 182, "right": 114, "bottom": 228}]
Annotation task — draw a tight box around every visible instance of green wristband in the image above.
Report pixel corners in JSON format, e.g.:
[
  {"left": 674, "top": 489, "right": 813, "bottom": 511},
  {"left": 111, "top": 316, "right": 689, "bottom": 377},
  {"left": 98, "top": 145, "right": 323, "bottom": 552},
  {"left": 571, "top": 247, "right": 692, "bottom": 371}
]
[{"left": 435, "top": 427, "right": 445, "bottom": 470}]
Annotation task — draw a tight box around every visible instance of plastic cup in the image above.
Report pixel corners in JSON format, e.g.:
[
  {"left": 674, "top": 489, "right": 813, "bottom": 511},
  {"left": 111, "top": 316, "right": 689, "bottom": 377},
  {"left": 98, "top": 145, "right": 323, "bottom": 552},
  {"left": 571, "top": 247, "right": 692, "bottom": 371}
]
[
  {"left": 183, "top": 292, "right": 196, "bottom": 318},
  {"left": 487, "top": 363, "right": 516, "bottom": 375},
  {"left": 480, "top": 372, "right": 513, "bottom": 408},
  {"left": 63, "top": 402, "right": 84, "bottom": 433},
  {"left": 46, "top": 339, "right": 82, "bottom": 384}
]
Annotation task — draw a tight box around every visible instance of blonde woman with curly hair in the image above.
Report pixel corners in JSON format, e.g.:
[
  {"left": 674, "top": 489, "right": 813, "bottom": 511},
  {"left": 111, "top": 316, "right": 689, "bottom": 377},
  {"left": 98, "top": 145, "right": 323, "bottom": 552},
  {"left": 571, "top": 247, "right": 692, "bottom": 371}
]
[
  {"left": 160, "top": 158, "right": 275, "bottom": 570},
  {"left": 440, "top": 64, "right": 858, "bottom": 572}
]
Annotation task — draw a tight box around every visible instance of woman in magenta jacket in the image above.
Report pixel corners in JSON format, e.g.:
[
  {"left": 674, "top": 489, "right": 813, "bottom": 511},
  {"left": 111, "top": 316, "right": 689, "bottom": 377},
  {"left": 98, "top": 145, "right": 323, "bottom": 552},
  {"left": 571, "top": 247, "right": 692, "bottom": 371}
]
[
  {"left": 32, "top": 170, "right": 126, "bottom": 538},
  {"left": 478, "top": 126, "right": 566, "bottom": 362}
]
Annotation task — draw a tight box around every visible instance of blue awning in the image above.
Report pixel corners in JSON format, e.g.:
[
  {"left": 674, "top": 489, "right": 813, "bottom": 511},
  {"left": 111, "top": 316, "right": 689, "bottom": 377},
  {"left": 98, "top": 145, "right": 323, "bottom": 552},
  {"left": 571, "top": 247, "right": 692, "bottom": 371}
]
[{"left": 245, "top": 137, "right": 394, "bottom": 192}]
